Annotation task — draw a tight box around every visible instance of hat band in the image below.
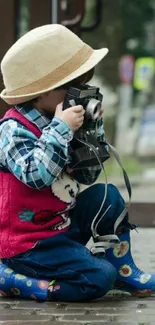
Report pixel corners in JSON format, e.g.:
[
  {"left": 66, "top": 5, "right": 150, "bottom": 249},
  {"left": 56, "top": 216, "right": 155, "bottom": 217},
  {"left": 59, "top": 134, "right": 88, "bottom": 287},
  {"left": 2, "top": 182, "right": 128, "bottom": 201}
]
[{"left": 7, "top": 44, "right": 93, "bottom": 96}]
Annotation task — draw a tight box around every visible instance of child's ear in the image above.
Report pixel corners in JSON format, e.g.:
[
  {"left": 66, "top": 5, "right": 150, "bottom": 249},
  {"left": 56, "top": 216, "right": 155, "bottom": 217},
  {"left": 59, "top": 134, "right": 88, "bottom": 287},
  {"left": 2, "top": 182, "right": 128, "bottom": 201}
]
[
  {"left": 33, "top": 96, "right": 41, "bottom": 103},
  {"left": 43, "top": 91, "right": 53, "bottom": 98}
]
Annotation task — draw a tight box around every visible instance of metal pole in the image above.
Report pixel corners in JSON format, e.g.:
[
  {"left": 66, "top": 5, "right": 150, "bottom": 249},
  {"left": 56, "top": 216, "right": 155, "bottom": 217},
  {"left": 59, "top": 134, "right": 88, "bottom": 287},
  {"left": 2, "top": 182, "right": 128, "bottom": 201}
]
[{"left": 51, "top": 0, "right": 58, "bottom": 24}]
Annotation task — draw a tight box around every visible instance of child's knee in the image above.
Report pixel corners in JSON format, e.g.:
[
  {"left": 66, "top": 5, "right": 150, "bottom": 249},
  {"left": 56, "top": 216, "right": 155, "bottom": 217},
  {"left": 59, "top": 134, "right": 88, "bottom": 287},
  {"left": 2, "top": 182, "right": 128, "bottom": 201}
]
[
  {"left": 108, "top": 183, "right": 122, "bottom": 199},
  {"left": 88, "top": 183, "right": 122, "bottom": 203},
  {"left": 97, "top": 261, "right": 117, "bottom": 294},
  {"left": 87, "top": 260, "right": 117, "bottom": 299}
]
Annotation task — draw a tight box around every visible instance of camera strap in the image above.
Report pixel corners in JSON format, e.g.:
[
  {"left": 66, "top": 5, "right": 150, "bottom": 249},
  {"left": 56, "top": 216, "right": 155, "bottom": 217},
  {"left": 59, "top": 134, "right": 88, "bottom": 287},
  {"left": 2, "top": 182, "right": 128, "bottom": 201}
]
[
  {"left": 106, "top": 142, "right": 132, "bottom": 233},
  {"left": 74, "top": 133, "right": 132, "bottom": 256},
  {"left": 88, "top": 141, "right": 132, "bottom": 256}
]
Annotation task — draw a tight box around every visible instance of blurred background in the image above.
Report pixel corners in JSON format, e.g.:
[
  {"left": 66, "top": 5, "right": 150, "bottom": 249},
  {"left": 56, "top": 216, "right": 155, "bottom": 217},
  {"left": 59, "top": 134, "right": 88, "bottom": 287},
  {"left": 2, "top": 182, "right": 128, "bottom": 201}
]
[{"left": 0, "top": 0, "right": 155, "bottom": 216}]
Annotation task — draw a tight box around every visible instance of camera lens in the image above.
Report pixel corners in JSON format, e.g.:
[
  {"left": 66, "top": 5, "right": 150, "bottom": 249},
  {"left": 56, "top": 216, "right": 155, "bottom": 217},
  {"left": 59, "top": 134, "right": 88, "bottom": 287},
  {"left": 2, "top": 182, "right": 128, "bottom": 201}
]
[
  {"left": 86, "top": 99, "right": 102, "bottom": 120},
  {"left": 93, "top": 106, "right": 98, "bottom": 115}
]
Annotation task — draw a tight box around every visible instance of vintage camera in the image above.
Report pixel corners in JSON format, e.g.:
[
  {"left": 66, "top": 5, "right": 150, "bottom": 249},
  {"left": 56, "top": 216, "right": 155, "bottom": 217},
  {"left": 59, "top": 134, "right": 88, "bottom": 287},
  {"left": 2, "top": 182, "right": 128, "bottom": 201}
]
[
  {"left": 63, "top": 84, "right": 103, "bottom": 121},
  {"left": 63, "top": 84, "right": 109, "bottom": 170}
]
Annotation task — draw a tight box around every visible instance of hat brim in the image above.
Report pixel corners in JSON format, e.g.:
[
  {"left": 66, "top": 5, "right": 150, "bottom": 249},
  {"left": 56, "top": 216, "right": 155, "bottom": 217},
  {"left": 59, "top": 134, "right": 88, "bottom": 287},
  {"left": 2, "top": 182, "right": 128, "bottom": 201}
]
[{"left": 0, "top": 48, "right": 108, "bottom": 105}]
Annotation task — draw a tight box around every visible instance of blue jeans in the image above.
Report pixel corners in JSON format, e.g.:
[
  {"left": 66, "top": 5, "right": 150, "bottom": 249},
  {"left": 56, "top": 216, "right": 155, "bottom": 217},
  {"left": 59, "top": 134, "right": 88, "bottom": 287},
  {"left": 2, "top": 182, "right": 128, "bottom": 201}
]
[{"left": 3, "top": 184, "right": 129, "bottom": 302}]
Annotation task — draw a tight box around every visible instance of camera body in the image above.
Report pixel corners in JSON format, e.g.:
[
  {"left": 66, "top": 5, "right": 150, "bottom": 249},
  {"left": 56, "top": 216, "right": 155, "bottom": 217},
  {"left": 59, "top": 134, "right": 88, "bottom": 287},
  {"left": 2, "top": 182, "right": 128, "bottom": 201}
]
[{"left": 63, "top": 84, "right": 103, "bottom": 121}]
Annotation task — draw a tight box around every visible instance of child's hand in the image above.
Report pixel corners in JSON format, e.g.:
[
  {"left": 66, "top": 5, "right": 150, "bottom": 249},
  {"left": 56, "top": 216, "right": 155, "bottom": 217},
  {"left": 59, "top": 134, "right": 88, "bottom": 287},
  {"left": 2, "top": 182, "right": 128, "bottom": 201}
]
[{"left": 55, "top": 103, "right": 85, "bottom": 132}]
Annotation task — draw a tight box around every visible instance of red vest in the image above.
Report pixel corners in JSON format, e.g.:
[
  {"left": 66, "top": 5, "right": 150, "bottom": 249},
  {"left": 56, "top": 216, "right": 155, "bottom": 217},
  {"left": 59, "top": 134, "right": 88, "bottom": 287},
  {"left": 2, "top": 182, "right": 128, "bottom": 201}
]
[{"left": 0, "top": 109, "right": 79, "bottom": 258}]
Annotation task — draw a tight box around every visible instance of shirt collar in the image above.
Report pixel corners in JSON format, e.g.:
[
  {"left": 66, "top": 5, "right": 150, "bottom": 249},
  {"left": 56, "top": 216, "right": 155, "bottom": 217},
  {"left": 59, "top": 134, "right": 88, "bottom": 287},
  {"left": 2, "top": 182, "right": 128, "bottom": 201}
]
[{"left": 15, "top": 104, "right": 50, "bottom": 132}]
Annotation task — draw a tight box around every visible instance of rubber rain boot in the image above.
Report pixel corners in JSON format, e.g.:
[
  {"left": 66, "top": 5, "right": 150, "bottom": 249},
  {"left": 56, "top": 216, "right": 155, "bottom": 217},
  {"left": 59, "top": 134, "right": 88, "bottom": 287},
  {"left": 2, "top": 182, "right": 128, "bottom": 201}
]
[{"left": 106, "top": 231, "right": 155, "bottom": 297}]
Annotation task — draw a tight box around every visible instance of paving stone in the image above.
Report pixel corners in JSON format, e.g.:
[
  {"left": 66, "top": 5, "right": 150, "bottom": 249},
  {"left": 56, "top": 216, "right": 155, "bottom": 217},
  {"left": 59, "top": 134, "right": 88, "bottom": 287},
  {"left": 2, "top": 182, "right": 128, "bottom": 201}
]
[
  {"left": 3, "top": 323, "right": 153, "bottom": 325},
  {"left": 37, "top": 308, "right": 85, "bottom": 315},
  {"left": 59, "top": 323, "right": 137, "bottom": 325},
  {"left": 0, "top": 323, "right": 51, "bottom": 325},
  {"left": 59, "top": 313, "right": 155, "bottom": 322},
  {"left": 0, "top": 299, "right": 17, "bottom": 306},
  {"left": 59, "top": 315, "right": 110, "bottom": 322},
  {"left": 65, "top": 321, "right": 155, "bottom": 325},
  {"left": 61, "top": 321, "right": 155, "bottom": 325},
  {"left": 11, "top": 301, "right": 61, "bottom": 309},
  {"left": 0, "top": 315, "right": 53, "bottom": 322},
  {"left": 65, "top": 299, "right": 153, "bottom": 310},
  {"left": 0, "top": 310, "right": 32, "bottom": 316},
  {"left": 0, "top": 304, "right": 11, "bottom": 309},
  {"left": 91, "top": 309, "right": 145, "bottom": 315},
  {"left": 0, "top": 323, "right": 76, "bottom": 325}
]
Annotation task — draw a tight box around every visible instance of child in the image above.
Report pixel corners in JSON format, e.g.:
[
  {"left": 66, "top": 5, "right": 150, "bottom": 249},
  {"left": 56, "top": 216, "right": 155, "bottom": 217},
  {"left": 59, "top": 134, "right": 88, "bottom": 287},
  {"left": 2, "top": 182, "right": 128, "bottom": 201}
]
[{"left": 0, "top": 24, "right": 155, "bottom": 302}]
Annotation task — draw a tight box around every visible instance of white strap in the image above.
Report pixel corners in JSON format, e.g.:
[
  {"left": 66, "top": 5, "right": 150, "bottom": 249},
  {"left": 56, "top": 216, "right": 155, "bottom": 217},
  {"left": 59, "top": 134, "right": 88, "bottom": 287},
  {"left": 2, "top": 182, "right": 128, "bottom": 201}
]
[
  {"left": 107, "top": 142, "right": 131, "bottom": 233},
  {"left": 86, "top": 235, "right": 120, "bottom": 256},
  {"left": 71, "top": 132, "right": 132, "bottom": 255}
]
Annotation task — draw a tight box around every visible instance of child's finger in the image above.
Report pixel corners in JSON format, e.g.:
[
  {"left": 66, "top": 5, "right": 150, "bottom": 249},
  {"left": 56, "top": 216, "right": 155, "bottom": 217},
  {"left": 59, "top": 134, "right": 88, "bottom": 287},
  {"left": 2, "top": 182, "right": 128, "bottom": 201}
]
[
  {"left": 72, "top": 105, "right": 84, "bottom": 112},
  {"left": 56, "top": 102, "right": 63, "bottom": 112}
]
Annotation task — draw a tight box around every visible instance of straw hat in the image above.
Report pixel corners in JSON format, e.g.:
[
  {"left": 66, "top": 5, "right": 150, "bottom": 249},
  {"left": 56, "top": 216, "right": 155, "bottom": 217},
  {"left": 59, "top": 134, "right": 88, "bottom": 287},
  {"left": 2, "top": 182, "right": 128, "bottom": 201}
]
[{"left": 0, "top": 24, "right": 108, "bottom": 105}]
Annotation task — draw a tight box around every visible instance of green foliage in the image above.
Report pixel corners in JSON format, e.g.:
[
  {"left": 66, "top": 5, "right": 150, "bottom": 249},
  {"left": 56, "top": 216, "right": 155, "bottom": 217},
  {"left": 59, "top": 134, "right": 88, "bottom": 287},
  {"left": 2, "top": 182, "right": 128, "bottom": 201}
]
[
  {"left": 18, "top": 0, "right": 30, "bottom": 38},
  {"left": 82, "top": 0, "right": 154, "bottom": 88},
  {"left": 99, "top": 155, "right": 144, "bottom": 179},
  {"left": 121, "top": 0, "right": 154, "bottom": 54},
  {"left": 122, "top": 0, "right": 153, "bottom": 44}
]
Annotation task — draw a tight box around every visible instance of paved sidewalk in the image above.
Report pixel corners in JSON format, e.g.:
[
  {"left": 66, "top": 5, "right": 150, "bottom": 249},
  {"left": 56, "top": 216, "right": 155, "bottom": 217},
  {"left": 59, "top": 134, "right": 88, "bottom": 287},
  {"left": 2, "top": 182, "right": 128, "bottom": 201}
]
[{"left": 0, "top": 228, "right": 155, "bottom": 324}]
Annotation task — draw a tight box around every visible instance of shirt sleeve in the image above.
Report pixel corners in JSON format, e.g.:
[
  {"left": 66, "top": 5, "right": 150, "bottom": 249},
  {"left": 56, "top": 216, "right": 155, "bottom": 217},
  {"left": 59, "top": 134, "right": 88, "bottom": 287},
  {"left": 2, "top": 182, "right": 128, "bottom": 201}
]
[
  {"left": 0, "top": 117, "right": 73, "bottom": 190},
  {"left": 69, "top": 118, "right": 105, "bottom": 185}
]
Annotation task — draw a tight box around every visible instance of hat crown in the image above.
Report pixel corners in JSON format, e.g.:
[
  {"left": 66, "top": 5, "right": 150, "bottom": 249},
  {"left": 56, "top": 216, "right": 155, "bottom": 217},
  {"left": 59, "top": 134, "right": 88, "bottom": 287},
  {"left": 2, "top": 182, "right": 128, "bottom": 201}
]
[{"left": 1, "top": 24, "right": 85, "bottom": 92}]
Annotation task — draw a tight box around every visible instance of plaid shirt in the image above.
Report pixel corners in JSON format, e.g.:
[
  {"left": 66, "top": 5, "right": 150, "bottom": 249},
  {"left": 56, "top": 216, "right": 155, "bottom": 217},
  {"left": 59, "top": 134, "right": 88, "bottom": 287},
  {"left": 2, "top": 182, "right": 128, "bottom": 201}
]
[{"left": 0, "top": 105, "right": 105, "bottom": 189}]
